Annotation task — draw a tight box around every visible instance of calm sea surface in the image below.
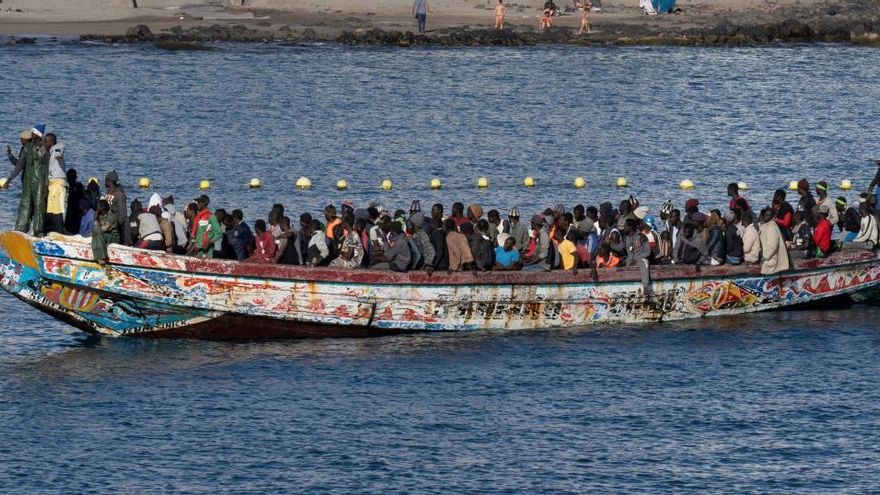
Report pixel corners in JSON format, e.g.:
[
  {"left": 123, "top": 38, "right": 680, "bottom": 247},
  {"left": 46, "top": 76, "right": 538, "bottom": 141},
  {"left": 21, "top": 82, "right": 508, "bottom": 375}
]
[{"left": 1, "top": 42, "right": 880, "bottom": 493}]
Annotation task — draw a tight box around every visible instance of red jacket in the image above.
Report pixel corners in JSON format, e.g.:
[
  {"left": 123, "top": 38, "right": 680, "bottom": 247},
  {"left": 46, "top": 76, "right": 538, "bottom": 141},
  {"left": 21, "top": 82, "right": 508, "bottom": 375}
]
[{"left": 813, "top": 218, "right": 832, "bottom": 254}]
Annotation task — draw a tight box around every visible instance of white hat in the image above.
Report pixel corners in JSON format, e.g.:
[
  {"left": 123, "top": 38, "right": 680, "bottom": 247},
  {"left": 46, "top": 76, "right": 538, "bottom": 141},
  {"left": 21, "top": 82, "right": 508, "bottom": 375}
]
[{"left": 634, "top": 206, "right": 649, "bottom": 220}]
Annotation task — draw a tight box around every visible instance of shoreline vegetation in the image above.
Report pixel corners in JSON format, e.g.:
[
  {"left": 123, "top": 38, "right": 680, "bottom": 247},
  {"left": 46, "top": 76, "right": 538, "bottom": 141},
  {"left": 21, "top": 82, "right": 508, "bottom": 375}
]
[{"left": 0, "top": 0, "right": 878, "bottom": 47}]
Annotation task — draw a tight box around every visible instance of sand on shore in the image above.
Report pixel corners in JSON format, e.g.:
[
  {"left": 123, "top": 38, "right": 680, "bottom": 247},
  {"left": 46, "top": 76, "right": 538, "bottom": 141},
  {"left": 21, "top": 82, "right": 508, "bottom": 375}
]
[{"left": 0, "top": 0, "right": 832, "bottom": 38}]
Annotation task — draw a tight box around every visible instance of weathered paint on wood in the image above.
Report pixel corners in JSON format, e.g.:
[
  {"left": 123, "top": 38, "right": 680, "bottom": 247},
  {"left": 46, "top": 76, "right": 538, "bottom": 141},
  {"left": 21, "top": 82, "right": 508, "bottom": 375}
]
[{"left": 1, "top": 231, "right": 879, "bottom": 339}]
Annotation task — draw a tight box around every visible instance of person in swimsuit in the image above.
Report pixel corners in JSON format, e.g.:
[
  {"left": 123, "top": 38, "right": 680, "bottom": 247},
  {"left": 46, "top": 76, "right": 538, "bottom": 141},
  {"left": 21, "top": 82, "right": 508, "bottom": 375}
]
[
  {"left": 494, "top": 0, "right": 508, "bottom": 30},
  {"left": 539, "top": 8, "right": 552, "bottom": 30},
  {"left": 578, "top": 1, "right": 592, "bottom": 34}
]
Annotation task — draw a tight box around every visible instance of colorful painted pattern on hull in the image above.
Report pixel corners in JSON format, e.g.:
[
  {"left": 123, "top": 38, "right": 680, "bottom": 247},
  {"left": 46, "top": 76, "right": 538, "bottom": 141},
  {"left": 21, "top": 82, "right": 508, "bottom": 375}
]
[{"left": 1, "top": 231, "right": 880, "bottom": 338}]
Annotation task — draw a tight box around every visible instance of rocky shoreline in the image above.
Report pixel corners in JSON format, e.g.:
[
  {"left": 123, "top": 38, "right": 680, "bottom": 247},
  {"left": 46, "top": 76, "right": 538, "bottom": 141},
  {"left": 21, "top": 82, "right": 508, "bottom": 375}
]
[{"left": 66, "top": 16, "right": 880, "bottom": 49}]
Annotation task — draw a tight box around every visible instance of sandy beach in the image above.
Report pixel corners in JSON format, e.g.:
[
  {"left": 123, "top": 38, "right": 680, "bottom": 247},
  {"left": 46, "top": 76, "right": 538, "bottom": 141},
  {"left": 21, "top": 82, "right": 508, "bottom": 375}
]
[{"left": 0, "top": 0, "right": 877, "bottom": 44}]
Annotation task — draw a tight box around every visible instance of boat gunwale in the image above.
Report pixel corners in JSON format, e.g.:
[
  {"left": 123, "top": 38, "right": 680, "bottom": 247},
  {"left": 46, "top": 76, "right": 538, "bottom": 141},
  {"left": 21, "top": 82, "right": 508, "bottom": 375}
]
[{"left": 30, "top": 233, "right": 880, "bottom": 287}]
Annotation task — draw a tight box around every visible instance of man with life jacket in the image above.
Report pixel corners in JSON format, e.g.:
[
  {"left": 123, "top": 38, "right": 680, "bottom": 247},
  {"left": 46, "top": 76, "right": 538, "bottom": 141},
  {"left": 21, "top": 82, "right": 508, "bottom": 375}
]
[{"left": 186, "top": 194, "right": 222, "bottom": 258}]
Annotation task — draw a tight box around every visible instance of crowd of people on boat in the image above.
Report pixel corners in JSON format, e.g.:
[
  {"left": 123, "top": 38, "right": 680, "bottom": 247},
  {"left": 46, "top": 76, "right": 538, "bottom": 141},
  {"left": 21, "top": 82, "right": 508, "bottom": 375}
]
[{"left": 6, "top": 124, "right": 880, "bottom": 275}]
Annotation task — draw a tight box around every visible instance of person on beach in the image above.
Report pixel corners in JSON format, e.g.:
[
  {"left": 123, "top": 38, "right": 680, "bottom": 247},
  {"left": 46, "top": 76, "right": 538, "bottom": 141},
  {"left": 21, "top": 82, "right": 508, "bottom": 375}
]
[
  {"left": 413, "top": 0, "right": 429, "bottom": 34},
  {"left": 494, "top": 0, "right": 508, "bottom": 30},
  {"left": 539, "top": 8, "right": 553, "bottom": 30},
  {"left": 577, "top": 1, "right": 591, "bottom": 34}
]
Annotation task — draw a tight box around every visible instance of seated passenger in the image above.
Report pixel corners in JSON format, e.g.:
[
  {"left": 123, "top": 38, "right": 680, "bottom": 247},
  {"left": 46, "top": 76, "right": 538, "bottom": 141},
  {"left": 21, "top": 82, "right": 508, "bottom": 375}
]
[
  {"left": 469, "top": 220, "right": 495, "bottom": 272},
  {"left": 838, "top": 197, "right": 861, "bottom": 243},
  {"left": 305, "top": 219, "right": 330, "bottom": 266},
  {"left": 594, "top": 243, "right": 620, "bottom": 268},
  {"left": 705, "top": 210, "right": 726, "bottom": 266},
  {"left": 137, "top": 206, "right": 164, "bottom": 251},
  {"left": 78, "top": 198, "right": 95, "bottom": 238},
  {"left": 742, "top": 211, "right": 761, "bottom": 263},
  {"left": 248, "top": 219, "right": 276, "bottom": 263},
  {"left": 494, "top": 237, "right": 521, "bottom": 270},
  {"left": 846, "top": 201, "right": 878, "bottom": 250},
  {"left": 445, "top": 218, "right": 474, "bottom": 272},
  {"left": 674, "top": 223, "right": 709, "bottom": 265},
  {"left": 556, "top": 229, "right": 578, "bottom": 274},
  {"left": 723, "top": 211, "right": 743, "bottom": 265},
  {"left": 276, "top": 216, "right": 301, "bottom": 265},
  {"left": 372, "top": 222, "right": 411, "bottom": 272},
  {"left": 329, "top": 213, "right": 364, "bottom": 268},
  {"left": 758, "top": 207, "right": 790, "bottom": 274},
  {"left": 787, "top": 211, "right": 814, "bottom": 259},
  {"left": 812, "top": 204, "right": 833, "bottom": 258},
  {"left": 623, "top": 218, "right": 651, "bottom": 267}
]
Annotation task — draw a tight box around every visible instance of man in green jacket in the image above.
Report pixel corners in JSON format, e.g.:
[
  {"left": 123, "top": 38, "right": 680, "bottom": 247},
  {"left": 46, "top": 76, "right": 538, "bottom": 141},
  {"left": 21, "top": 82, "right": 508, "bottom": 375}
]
[
  {"left": 186, "top": 195, "right": 223, "bottom": 258},
  {"left": 5, "top": 124, "right": 49, "bottom": 235}
]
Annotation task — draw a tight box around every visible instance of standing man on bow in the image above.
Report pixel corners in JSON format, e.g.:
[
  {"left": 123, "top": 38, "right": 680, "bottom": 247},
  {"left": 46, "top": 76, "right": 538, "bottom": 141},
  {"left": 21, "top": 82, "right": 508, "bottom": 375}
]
[{"left": 5, "top": 124, "right": 49, "bottom": 236}]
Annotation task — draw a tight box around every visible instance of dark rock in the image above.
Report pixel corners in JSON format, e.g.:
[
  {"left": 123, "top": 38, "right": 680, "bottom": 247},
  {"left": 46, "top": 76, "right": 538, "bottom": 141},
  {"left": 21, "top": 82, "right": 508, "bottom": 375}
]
[
  {"left": 767, "top": 18, "right": 815, "bottom": 40},
  {"left": 126, "top": 24, "right": 154, "bottom": 40}
]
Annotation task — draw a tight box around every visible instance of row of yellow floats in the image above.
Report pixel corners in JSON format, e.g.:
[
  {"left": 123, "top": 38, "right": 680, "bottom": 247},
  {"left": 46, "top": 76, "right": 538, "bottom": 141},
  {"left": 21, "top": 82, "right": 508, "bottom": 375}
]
[{"left": 130, "top": 177, "right": 855, "bottom": 192}]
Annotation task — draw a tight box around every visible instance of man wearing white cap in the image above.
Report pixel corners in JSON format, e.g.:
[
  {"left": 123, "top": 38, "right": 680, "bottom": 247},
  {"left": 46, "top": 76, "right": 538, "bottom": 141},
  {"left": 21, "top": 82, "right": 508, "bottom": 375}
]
[{"left": 4, "top": 124, "right": 49, "bottom": 236}]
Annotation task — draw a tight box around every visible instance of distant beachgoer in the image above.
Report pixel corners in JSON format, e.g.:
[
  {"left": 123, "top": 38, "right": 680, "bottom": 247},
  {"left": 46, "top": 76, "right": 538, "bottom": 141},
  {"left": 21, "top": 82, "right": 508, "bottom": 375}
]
[
  {"left": 413, "top": 0, "right": 429, "bottom": 34},
  {"left": 539, "top": 8, "right": 552, "bottom": 30},
  {"left": 494, "top": 0, "right": 508, "bottom": 30},
  {"left": 577, "top": 1, "right": 591, "bottom": 34}
]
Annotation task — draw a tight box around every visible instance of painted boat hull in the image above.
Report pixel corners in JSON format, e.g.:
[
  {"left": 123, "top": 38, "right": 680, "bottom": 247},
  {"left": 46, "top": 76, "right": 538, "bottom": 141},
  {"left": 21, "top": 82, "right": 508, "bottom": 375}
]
[{"left": 1, "top": 231, "right": 879, "bottom": 339}]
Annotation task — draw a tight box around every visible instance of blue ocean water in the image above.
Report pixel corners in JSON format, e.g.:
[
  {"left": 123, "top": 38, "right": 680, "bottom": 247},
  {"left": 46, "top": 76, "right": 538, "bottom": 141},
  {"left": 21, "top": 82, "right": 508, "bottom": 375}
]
[{"left": 1, "top": 42, "right": 880, "bottom": 492}]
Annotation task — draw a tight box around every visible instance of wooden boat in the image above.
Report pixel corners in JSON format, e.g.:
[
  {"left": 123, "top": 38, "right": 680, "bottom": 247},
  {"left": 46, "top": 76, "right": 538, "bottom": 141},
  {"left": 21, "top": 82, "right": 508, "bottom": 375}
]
[{"left": 1, "top": 230, "right": 878, "bottom": 339}]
